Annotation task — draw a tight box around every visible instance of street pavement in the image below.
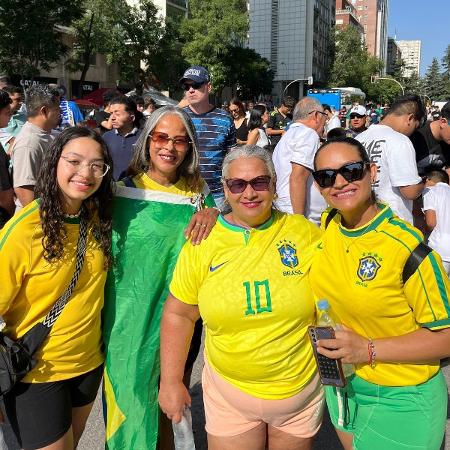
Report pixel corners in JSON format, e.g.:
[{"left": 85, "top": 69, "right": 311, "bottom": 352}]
[{"left": 1, "top": 352, "right": 449, "bottom": 449}]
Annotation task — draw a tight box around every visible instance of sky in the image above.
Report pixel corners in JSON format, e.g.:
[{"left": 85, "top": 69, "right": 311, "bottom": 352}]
[{"left": 388, "top": 0, "right": 449, "bottom": 76}]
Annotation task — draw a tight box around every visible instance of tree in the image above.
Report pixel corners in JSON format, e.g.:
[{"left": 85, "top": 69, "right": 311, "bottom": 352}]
[
  {"left": 180, "top": 0, "right": 248, "bottom": 94},
  {"left": 224, "top": 47, "right": 274, "bottom": 99},
  {"left": 68, "top": 0, "right": 167, "bottom": 90},
  {"left": 423, "top": 58, "right": 445, "bottom": 101},
  {"left": 441, "top": 45, "right": 450, "bottom": 101},
  {"left": 0, "top": 0, "right": 84, "bottom": 80}
]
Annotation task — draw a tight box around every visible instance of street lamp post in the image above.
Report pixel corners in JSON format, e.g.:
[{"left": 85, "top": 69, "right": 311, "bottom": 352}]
[
  {"left": 371, "top": 75, "right": 405, "bottom": 95},
  {"left": 282, "top": 77, "right": 314, "bottom": 98}
]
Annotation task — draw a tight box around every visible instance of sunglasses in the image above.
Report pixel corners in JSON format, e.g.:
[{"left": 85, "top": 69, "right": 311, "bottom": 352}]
[
  {"left": 150, "top": 132, "right": 191, "bottom": 150},
  {"left": 312, "top": 161, "right": 368, "bottom": 188},
  {"left": 350, "top": 114, "right": 365, "bottom": 119},
  {"left": 182, "top": 81, "right": 205, "bottom": 91},
  {"left": 224, "top": 175, "right": 272, "bottom": 194}
]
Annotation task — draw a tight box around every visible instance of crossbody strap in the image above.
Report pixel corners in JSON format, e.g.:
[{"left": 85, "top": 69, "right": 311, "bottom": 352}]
[{"left": 42, "top": 213, "right": 88, "bottom": 328}]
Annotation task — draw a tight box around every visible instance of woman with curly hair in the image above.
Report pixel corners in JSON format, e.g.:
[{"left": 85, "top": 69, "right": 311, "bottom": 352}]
[{"left": 0, "top": 126, "right": 113, "bottom": 449}]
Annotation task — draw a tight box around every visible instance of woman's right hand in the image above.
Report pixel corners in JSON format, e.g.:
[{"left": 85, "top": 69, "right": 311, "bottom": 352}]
[{"left": 158, "top": 381, "right": 191, "bottom": 423}]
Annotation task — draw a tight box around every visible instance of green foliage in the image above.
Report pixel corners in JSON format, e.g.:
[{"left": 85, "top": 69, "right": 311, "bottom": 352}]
[
  {"left": 69, "top": 0, "right": 167, "bottom": 87},
  {"left": 180, "top": 0, "right": 248, "bottom": 93},
  {"left": 224, "top": 46, "right": 274, "bottom": 99},
  {"left": 423, "top": 58, "right": 445, "bottom": 101},
  {"left": 329, "top": 26, "right": 383, "bottom": 91},
  {"left": 0, "top": 0, "right": 84, "bottom": 78}
]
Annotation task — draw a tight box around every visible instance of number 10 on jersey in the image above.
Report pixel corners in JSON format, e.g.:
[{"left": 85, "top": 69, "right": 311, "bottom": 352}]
[{"left": 243, "top": 280, "right": 272, "bottom": 315}]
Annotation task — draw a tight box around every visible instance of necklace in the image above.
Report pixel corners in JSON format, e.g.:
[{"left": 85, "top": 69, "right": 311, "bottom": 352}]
[{"left": 64, "top": 210, "right": 81, "bottom": 219}]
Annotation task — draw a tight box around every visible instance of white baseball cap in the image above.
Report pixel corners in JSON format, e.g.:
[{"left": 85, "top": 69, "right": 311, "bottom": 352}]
[{"left": 350, "top": 105, "right": 367, "bottom": 116}]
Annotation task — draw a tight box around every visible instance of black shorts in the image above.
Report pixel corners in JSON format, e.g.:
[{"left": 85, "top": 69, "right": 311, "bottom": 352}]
[{"left": 3, "top": 364, "right": 103, "bottom": 450}]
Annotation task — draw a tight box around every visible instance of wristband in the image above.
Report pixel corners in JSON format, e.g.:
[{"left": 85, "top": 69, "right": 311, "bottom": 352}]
[{"left": 368, "top": 338, "right": 376, "bottom": 369}]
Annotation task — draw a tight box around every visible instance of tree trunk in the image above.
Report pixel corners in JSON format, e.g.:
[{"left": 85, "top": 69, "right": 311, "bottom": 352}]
[{"left": 78, "top": 12, "right": 95, "bottom": 98}]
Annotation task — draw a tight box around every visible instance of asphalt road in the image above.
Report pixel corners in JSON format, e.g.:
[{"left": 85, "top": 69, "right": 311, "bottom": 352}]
[{"left": 1, "top": 353, "right": 449, "bottom": 449}]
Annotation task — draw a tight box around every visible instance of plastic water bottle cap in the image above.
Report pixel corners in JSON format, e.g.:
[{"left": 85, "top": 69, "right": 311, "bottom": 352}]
[{"left": 317, "top": 299, "right": 330, "bottom": 311}]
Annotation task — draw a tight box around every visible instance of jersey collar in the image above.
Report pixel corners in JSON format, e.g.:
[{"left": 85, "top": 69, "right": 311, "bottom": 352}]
[
  {"left": 338, "top": 203, "right": 393, "bottom": 237},
  {"left": 218, "top": 211, "right": 275, "bottom": 232}
]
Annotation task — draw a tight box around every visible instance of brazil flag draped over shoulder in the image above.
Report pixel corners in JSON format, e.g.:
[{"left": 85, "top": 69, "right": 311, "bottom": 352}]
[{"left": 103, "top": 182, "right": 212, "bottom": 450}]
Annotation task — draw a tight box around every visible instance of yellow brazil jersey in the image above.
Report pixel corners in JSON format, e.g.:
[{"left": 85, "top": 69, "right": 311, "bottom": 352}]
[
  {"left": 170, "top": 210, "right": 322, "bottom": 399},
  {"left": 0, "top": 200, "right": 106, "bottom": 383},
  {"left": 309, "top": 205, "right": 450, "bottom": 387},
  {"left": 117, "top": 172, "right": 215, "bottom": 207}
]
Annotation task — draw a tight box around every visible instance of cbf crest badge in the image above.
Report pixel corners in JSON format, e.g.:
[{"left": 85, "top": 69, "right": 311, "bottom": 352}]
[
  {"left": 357, "top": 255, "right": 381, "bottom": 281},
  {"left": 277, "top": 240, "right": 298, "bottom": 268}
]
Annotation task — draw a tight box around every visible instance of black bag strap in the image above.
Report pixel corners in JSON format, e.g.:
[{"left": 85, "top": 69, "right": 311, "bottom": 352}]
[
  {"left": 402, "top": 242, "right": 432, "bottom": 285},
  {"left": 325, "top": 208, "right": 338, "bottom": 229},
  {"left": 20, "top": 212, "right": 88, "bottom": 355},
  {"left": 122, "top": 176, "right": 136, "bottom": 188}
]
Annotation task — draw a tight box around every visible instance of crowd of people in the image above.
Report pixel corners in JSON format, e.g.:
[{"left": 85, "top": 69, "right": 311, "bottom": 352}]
[{"left": 0, "top": 64, "right": 449, "bottom": 450}]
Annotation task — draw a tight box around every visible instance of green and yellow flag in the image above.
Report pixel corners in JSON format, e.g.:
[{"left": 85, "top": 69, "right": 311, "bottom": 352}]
[{"left": 103, "top": 182, "right": 213, "bottom": 450}]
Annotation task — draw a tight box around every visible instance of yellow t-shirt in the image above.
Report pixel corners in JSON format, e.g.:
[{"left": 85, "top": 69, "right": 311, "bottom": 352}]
[
  {"left": 170, "top": 211, "right": 322, "bottom": 399},
  {"left": 0, "top": 200, "right": 106, "bottom": 382},
  {"left": 309, "top": 205, "right": 450, "bottom": 386}
]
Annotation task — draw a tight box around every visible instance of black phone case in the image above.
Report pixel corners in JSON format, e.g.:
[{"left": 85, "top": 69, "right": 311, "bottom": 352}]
[{"left": 308, "top": 326, "right": 346, "bottom": 388}]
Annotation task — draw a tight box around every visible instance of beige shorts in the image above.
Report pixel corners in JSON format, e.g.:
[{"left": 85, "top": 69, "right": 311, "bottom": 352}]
[{"left": 202, "top": 360, "right": 324, "bottom": 438}]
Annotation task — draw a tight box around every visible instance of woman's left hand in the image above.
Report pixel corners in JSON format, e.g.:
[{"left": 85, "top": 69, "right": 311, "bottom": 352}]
[
  {"left": 317, "top": 326, "right": 369, "bottom": 365},
  {"left": 184, "top": 208, "right": 220, "bottom": 245}
]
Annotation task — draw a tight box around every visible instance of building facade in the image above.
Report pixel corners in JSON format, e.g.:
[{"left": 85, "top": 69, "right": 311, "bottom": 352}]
[
  {"left": 247, "top": 0, "right": 335, "bottom": 102},
  {"left": 396, "top": 40, "right": 421, "bottom": 78},
  {"left": 386, "top": 37, "right": 402, "bottom": 75},
  {"left": 350, "top": 0, "right": 388, "bottom": 73},
  {"left": 335, "top": 0, "right": 364, "bottom": 37}
]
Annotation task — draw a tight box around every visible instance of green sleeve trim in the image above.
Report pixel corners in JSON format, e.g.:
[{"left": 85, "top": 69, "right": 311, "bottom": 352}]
[
  {"left": 0, "top": 201, "right": 40, "bottom": 251},
  {"left": 421, "top": 318, "right": 450, "bottom": 329},
  {"left": 388, "top": 218, "right": 422, "bottom": 243},
  {"left": 428, "top": 252, "right": 450, "bottom": 316}
]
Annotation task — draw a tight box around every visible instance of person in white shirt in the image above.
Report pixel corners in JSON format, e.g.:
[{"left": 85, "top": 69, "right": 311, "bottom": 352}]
[
  {"left": 423, "top": 169, "right": 450, "bottom": 276},
  {"left": 324, "top": 104, "right": 341, "bottom": 136},
  {"left": 273, "top": 97, "right": 328, "bottom": 225},
  {"left": 356, "top": 95, "right": 425, "bottom": 224}
]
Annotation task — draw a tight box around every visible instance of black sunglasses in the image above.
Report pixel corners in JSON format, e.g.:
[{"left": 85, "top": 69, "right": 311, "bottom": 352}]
[
  {"left": 312, "top": 161, "right": 368, "bottom": 188},
  {"left": 182, "top": 81, "right": 205, "bottom": 91},
  {"left": 225, "top": 176, "right": 272, "bottom": 194},
  {"left": 350, "top": 114, "right": 365, "bottom": 119}
]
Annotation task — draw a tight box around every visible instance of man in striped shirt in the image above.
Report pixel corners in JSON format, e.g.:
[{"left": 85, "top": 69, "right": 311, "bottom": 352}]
[{"left": 180, "top": 66, "right": 236, "bottom": 210}]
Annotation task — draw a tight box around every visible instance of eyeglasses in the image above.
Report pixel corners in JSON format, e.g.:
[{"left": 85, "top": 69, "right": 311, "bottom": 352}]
[
  {"left": 229, "top": 108, "right": 240, "bottom": 113},
  {"left": 150, "top": 132, "right": 191, "bottom": 150},
  {"left": 309, "top": 110, "right": 327, "bottom": 117},
  {"left": 60, "top": 156, "right": 110, "bottom": 178},
  {"left": 224, "top": 175, "right": 272, "bottom": 194},
  {"left": 182, "top": 81, "right": 205, "bottom": 91},
  {"left": 312, "top": 161, "right": 368, "bottom": 188}
]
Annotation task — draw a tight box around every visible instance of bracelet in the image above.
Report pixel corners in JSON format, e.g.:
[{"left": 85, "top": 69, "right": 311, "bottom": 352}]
[{"left": 368, "top": 338, "right": 376, "bottom": 369}]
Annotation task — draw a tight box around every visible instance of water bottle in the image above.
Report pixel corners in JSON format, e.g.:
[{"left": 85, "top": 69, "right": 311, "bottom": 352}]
[
  {"left": 172, "top": 407, "right": 196, "bottom": 450},
  {"left": 317, "top": 299, "right": 354, "bottom": 377}
]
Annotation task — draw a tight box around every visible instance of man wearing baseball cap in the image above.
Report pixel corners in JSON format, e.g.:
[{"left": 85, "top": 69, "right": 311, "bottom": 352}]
[
  {"left": 346, "top": 105, "right": 368, "bottom": 138},
  {"left": 179, "top": 65, "right": 236, "bottom": 210}
]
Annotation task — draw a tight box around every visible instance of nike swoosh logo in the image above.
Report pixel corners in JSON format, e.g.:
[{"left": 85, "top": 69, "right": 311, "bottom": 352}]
[{"left": 209, "top": 262, "right": 227, "bottom": 272}]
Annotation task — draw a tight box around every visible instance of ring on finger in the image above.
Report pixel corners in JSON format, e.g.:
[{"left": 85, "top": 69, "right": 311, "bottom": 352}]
[{"left": 201, "top": 224, "right": 207, "bottom": 228}]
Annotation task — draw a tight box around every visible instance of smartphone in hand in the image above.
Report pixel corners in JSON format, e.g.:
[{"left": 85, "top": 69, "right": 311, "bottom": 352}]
[{"left": 308, "top": 326, "right": 346, "bottom": 388}]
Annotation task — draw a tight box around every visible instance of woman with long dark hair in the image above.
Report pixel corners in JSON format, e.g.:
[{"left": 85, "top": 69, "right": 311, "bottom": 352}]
[
  {"left": 247, "top": 104, "right": 270, "bottom": 149},
  {"left": 0, "top": 127, "right": 113, "bottom": 449},
  {"left": 229, "top": 98, "right": 248, "bottom": 145}
]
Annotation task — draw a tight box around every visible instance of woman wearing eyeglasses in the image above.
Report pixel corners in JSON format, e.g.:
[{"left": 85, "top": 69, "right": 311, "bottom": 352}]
[
  {"left": 229, "top": 98, "right": 248, "bottom": 145},
  {"left": 102, "top": 106, "right": 218, "bottom": 450},
  {"left": 159, "top": 145, "right": 324, "bottom": 450},
  {"left": 0, "top": 127, "right": 113, "bottom": 449},
  {"left": 309, "top": 137, "right": 450, "bottom": 450}
]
